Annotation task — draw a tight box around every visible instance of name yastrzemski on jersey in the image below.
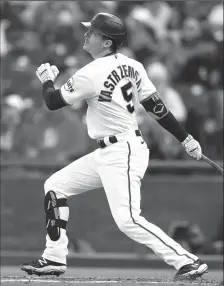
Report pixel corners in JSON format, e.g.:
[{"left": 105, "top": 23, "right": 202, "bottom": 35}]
[{"left": 99, "top": 64, "right": 142, "bottom": 102}]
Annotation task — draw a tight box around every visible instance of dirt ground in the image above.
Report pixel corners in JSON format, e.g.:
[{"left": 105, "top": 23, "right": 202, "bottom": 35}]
[{"left": 1, "top": 266, "right": 223, "bottom": 285}]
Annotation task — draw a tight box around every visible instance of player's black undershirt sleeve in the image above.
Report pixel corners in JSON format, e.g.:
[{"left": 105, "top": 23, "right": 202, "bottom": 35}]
[
  {"left": 43, "top": 80, "right": 67, "bottom": 110},
  {"left": 156, "top": 111, "right": 188, "bottom": 142},
  {"left": 141, "top": 92, "right": 188, "bottom": 142}
]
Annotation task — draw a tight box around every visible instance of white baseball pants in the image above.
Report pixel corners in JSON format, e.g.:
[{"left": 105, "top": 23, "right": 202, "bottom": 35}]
[{"left": 42, "top": 130, "right": 198, "bottom": 269}]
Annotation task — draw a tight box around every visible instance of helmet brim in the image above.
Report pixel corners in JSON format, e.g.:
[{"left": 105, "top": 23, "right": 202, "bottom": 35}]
[
  {"left": 81, "top": 21, "right": 122, "bottom": 46},
  {"left": 81, "top": 21, "right": 107, "bottom": 37},
  {"left": 81, "top": 22, "right": 92, "bottom": 29}
]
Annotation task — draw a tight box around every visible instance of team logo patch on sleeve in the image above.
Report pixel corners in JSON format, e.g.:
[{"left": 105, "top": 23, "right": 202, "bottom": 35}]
[{"left": 64, "top": 77, "right": 75, "bottom": 92}]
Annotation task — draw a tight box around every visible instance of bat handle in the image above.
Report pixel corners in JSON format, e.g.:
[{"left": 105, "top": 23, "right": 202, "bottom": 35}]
[{"left": 201, "top": 154, "right": 224, "bottom": 175}]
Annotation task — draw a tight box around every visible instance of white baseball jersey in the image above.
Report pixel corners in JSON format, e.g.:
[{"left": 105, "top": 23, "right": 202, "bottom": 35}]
[{"left": 60, "top": 53, "right": 156, "bottom": 139}]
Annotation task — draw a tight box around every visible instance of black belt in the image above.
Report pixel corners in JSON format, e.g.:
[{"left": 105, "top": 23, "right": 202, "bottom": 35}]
[{"left": 97, "top": 130, "right": 142, "bottom": 148}]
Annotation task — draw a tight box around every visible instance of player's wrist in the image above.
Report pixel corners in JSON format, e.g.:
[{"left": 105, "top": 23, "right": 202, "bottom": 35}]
[
  {"left": 181, "top": 135, "right": 192, "bottom": 145},
  {"left": 43, "top": 80, "right": 54, "bottom": 88}
]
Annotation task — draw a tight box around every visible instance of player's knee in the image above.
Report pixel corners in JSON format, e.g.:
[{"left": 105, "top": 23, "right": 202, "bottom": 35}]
[
  {"left": 44, "top": 175, "right": 58, "bottom": 195},
  {"left": 44, "top": 177, "right": 53, "bottom": 194},
  {"left": 116, "top": 217, "right": 133, "bottom": 233},
  {"left": 115, "top": 208, "right": 141, "bottom": 233},
  {"left": 44, "top": 178, "right": 66, "bottom": 202},
  {"left": 114, "top": 210, "right": 133, "bottom": 232}
]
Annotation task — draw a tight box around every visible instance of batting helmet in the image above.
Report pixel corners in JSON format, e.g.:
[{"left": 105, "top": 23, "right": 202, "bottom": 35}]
[{"left": 81, "top": 13, "right": 126, "bottom": 49}]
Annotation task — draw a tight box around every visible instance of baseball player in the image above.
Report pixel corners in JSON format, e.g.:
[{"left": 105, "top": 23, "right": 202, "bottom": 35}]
[{"left": 21, "top": 13, "right": 208, "bottom": 279}]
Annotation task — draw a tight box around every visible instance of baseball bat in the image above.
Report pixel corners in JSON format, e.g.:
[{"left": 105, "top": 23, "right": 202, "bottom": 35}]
[{"left": 201, "top": 154, "right": 223, "bottom": 176}]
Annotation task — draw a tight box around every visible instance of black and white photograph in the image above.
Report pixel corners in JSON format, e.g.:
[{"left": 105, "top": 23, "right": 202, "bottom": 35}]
[{"left": 0, "top": 1, "right": 223, "bottom": 285}]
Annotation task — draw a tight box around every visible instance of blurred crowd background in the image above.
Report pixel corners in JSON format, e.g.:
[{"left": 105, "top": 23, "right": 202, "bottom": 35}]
[
  {"left": 0, "top": 1, "right": 223, "bottom": 257},
  {"left": 1, "top": 0, "right": 223, "bottom": 162}
]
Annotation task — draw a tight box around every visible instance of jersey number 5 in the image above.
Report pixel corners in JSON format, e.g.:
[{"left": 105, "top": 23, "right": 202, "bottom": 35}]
[{"left": 121, "top": 81, "right": 135, "bottom": 113}]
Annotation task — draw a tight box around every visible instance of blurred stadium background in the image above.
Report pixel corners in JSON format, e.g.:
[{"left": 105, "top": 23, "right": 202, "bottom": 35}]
[{"left": 0, "top": 0, "right": 223, "bottom": 271}]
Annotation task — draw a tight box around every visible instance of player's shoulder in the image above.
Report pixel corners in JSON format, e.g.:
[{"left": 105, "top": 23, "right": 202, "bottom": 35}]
[
  {"left": 73, "top": 62, "right": 95, "bottom": 81},
  {"left": 74, "top": 53, "right": 144, "bottom": 78},
  {"left": 118, "top": 53, "right": 144, "bottom": 71}
]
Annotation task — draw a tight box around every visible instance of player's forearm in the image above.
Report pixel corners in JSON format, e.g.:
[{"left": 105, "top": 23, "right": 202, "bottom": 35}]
[
  {"left": 156, "top": 111, "right": 188, "bottom": 142},
  {"left": 141, "top": 92, "right": 188, "bottom": 142},
  {"left": 43, "top": 80, "right": 67, "bottom": 110}
]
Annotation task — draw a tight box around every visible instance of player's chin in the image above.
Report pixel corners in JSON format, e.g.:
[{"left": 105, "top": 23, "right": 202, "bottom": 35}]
[{"left": 83, "top": 43, "right": 90, "bottom": 51}]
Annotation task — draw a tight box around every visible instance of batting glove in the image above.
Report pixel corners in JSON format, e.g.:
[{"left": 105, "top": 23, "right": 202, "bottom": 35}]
[
  {"left": 36, "top": 63, "right": 59, "bottom": 84},
  {"left": 181, "top": 135, "right": 202, "bottom": 160}
]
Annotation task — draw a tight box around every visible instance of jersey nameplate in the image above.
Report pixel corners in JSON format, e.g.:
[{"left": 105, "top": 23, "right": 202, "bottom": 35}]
[{"left": 99, "top": 65, "right": 141, "bottom": 102}]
